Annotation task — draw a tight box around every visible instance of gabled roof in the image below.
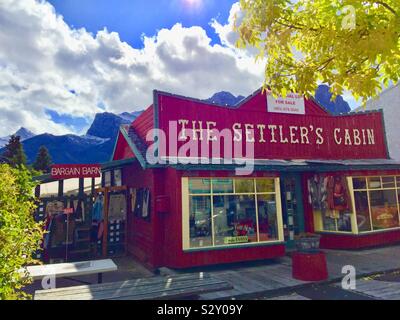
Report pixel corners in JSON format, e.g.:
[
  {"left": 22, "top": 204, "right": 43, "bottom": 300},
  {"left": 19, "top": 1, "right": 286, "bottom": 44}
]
[{"left": 110, "top": 88, "right": 391, "bottom": 170}]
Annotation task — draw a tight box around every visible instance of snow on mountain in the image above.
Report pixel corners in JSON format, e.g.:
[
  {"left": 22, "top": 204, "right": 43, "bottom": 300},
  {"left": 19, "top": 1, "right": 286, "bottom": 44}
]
[
  {"left": 0, "top": 127, "right": 36, "bottom": 148},
  {"left": 0, "top": 89, "right": 354, "bottom": 164}
]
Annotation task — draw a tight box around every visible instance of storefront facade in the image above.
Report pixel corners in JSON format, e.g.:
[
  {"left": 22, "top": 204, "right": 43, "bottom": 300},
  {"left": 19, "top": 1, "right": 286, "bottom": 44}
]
[
  {"left": 106, "top": 88, "right": 400, "bottom": 269},
  {"left": 34, "top": 161, "right": 134, "bottom": 263}
]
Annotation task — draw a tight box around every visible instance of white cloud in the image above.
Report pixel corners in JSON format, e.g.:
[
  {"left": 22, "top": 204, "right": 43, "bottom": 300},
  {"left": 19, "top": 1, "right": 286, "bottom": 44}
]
[{"left": 0, "top": 0, "right": 263, "bottom": 136}]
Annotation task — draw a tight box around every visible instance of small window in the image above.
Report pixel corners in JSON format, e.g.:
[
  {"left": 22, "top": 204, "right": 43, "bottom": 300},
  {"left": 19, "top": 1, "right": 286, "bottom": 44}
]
[
  {"left": 114, "top": 169, "right": 122, "bottom": 186},
  {"left": 234, "top": 179, "right": 254, "bottom": 193},
  {"left": 189, "top": 179, "right": 211, "bottom": 194},
  {"left": 94, "top": 177, "right": 102, "bottom": 190},
  {"left": 40, "top": 181, "right": 59, "bottom": 198},
  {"left": 104, "top": 171, "right": 112, "bottom": 187},
  {"left": 368, "top": 177, "right": 381, "bottom": 189},
  {"left": 212, "top": 179, "right": 233, "bottom": 194},
  {"left": 256, "top": 179, "right": 275, "bottom": 193},
  {"left": 353, "top": 177, "right": 367, "bottom": 190},
  {"left": 382, "top": 177, "right": 395, "bottom": 189},
  {"left": 63, "top": 178, "right": 80, "bottom": 196},
  {"left": 83, "top": 178, "right": 93, "bottom": 195}
]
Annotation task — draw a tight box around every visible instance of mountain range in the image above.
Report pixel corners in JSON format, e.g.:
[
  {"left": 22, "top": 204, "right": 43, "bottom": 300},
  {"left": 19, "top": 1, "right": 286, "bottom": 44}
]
[{"left": 0, "top": 86, "right": 351, "bottom": 164}]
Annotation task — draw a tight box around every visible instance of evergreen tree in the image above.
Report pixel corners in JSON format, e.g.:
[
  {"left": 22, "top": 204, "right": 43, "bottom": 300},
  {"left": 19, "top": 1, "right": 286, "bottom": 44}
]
[
  {"left": 2, "top": 135, "right": 27, "bottom": 167},
  {"left": 32, "top": 146, "right": 52, "bottom": 173}
]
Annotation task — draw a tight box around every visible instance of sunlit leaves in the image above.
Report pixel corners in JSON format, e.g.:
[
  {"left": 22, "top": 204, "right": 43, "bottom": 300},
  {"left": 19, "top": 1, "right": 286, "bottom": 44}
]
[
  {"left": 236, "top": 0, "right": 400, "bottom": 103},
  {"left": 0, "top": 165, "right": 44, "bottom": 300}
]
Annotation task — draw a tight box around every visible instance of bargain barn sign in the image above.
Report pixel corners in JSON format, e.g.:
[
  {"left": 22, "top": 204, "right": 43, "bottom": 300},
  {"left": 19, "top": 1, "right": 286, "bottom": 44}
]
[{"left": 51, "top": 164, "right": 101, "bottom": 180}]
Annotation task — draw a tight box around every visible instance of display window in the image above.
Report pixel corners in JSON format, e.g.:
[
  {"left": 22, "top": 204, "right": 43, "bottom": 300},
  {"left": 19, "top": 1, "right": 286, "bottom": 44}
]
[
  {"left": 183, "top": 177, "right": 283, "bottom": 250},
  {"left": 40, "top": 181, "right": 59, "bottom": 198},
  {"left": 309, "top": 174, "right": 353, "bottom": 233},
  {"left": 63, "top": 178, "right": 80, "bottom": 196},
  {"left": 310, "top": 174, "right": 400, "bottom": 234},
  {"left": 352, "top": 176, "right": 400, "bottom": 233}
]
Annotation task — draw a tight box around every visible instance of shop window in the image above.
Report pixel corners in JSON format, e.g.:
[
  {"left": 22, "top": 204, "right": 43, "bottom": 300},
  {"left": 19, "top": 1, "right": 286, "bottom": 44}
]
[
  {"left": 370, "top": 190, "right": 399, "bottom": 230},
  {"left": 104, "top": 171, "right": 112, "bottom": 187},
  {"left": 353, "top": 178, "right": 367, "bottom": 190},
  {"left": 234, "top": 179, "right": 254, "bottom": 193},
  {"left": 256, "top": 179, "right": 275, "bottom": 193},
  {"left": 308, "top": 174, "right": 353, "bottom": 233},
  {"left": 94, "top": 177, "right": 102, "bottom": 190},
  {"left": 189, "top": 179, "right": 211, "bottom": 194},
  {"left": 114, "top": 169, "right": 122, "bottom": 187},
  {"left": 212, "top": 179, "right": 234, "bottom": 194},
  {"left": 83, "top": 178, "right": 93, "bottom": 195},
  {"left": 185, "top": 178, "right": 282, "bottom": 250},
  {"left": 352, "top": 176, "right": 400, "bottom": 233},
  {"left": 382, "top": 177, "right": 396, "bottom": 189},
  {"left": 63, "top": 178, "right": 80, "bottom": 196},
  {"left": 368, "top": 177, "right": 381, "bottom": 189},
  {"left": 354, "top": 191, "right": 372, "bottom": 232},
  {"left": 213, "top": 195, "right": 257, "bottom": 245},
  {"left": 40, "top": 181, "right": 59, "bottom": 198},
  {"left": 189, "top": 196, "right": 212, "bottom": 248},
  {"left": 257, "top": 194, "right": 279, "bottom": 241}
]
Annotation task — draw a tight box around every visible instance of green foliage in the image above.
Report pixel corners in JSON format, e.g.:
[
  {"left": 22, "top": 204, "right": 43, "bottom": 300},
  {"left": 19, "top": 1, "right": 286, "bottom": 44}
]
[
  {"left": 33, "top": 146, "right": 52, "bottom": 174},
  {"left": 236, "top": 0, "right": 400, "bottom": 103},
  {"left": 2, "top": 135, "right": 27, "bottom": 167},
  {"left": 0, "top": 165, "right": 44, "bottom": 300}
]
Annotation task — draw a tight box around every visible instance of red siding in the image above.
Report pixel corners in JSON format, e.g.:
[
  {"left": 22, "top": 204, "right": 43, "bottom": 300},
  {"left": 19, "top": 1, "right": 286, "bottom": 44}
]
[
  {"left": 156, "top": 92, "right": 388, "bottom": 161},
  {"left": 113, "top": 132, "right": 135, "bottom": 161},
  {"left": 320, "top": 230, "right": 400, "bottom": 249},
  {"left": 131, "top": 105, "right": 154, "bottom": 144},
  {"left": 122, "top": 162, "right": 156, "bottom": 269}
]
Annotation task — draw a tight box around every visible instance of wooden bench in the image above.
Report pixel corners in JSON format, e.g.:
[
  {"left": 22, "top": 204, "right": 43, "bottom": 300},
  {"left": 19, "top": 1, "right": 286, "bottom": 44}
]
[
  {"left": 22, "top": 259, "right": 117, "bottom": 284},
  {"left": 34, "top": 273, "right": 233, "bottom": 300}
]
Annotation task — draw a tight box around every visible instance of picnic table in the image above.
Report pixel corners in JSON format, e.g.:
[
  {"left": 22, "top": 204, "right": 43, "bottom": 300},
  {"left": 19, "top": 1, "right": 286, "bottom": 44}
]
[
  {"left": 21, "top": 259, "right": 117, "bottom": 284},
  {"left": 34, "top": 273, "right": 233, "bottom": 300}
]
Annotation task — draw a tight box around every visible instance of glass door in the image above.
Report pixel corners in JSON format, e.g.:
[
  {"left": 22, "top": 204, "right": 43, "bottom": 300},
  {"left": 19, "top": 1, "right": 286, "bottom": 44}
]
[{"left": 281, "top": 174, "right": 305, "bottom": 249}]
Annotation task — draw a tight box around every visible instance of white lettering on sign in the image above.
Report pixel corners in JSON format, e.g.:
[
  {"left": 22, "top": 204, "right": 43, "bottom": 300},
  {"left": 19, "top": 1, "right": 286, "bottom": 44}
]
[
  {"left": 176, "top": 120, "right": 377, "bottom": 147},
  {"left": 267, "top": 92, "right": 306, "bottom": 115},
  {"left": 51, "top": 166, "right": 101, "bottom": 178}
]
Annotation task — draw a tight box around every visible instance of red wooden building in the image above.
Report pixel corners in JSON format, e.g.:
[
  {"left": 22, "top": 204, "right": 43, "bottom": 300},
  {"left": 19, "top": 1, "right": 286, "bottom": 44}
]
[{"left": 109, "top": 88, "right": 400, "bottom": 270}]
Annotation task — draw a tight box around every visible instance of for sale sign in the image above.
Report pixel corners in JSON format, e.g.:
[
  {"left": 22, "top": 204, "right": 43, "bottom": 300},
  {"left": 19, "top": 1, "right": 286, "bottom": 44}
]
[
  {"left": 50, "top": 164, "right": 101, "bottom": 180},
  {"left": 267, "top": 92, "right": 306, "bottom": 115}
]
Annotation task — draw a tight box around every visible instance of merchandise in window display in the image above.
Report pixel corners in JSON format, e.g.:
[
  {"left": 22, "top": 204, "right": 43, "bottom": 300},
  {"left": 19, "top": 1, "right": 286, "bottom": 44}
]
[
  {"left": 308, "top": 174, "right": 353, "bottom": 232},
  {"left": 327, "top": 176, "right": 350, "bottom": 211}
]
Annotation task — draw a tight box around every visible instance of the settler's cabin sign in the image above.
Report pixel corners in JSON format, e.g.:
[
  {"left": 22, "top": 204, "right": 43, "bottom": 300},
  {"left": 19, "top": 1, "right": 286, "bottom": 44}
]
[{"left": 151, "top": 90, "right": 388, "bottom": 161}]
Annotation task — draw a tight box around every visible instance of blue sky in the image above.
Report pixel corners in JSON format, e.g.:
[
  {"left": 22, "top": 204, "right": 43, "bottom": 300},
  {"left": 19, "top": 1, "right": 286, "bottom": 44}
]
[
  {"left": 0, "top": 0, "right": 358, "bottom": 137},
  {"left": 48, "top": 0, "right": 237, "bottom": 48}
]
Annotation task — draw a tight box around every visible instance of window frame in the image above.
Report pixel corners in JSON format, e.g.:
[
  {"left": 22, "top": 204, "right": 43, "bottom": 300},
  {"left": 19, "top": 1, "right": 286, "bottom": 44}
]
[
  {"left": 182, "top": 177, "right": 284, "bottom": 251},
  {"left": 351, "top": 175, "right": 400, "bottom": 234}
]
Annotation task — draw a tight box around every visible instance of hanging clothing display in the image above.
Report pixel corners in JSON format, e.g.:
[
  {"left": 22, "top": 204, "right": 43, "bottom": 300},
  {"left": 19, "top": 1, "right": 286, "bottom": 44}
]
[
  {"left": 142, "top": 189, "right": 150, "bottom": 219},
  {"left": 327, "top": 175, "right": 350, "bottom": 211},
  {"left": 92, "top": 196, "right": 104, "bottom": 222}
]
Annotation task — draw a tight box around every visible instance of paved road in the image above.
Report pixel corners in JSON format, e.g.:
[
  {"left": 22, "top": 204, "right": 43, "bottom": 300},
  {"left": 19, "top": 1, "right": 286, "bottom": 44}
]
[
  {"left": 265, "top": 271, "right": 400, "bottom": 300},
  {"left": 264, "top": 283, "right": 376, "bottom": 300}
]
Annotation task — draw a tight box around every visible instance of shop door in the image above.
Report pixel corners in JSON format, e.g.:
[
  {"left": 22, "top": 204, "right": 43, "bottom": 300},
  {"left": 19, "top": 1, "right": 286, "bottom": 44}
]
[{"left": 281, "top": 174, "right": 305, "bottom": 249}]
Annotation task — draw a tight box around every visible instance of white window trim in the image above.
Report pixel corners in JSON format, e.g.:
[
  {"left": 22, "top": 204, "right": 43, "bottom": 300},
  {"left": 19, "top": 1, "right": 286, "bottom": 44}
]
[{"left": 182, "top": 177, "right": 284, "bottom": 251}]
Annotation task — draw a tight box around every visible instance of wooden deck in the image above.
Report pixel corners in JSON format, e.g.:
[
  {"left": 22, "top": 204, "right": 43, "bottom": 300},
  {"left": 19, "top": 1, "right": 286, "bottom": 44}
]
[{"left": 34, "top": 273, "right": 233, "bottom": 300}]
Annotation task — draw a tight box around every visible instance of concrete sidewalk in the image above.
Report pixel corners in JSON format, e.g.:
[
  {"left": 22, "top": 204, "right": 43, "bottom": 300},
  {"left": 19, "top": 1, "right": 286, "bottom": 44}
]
[
  {"left": 24, "top": 245, "right": 400, "bottom": 299},
  {"left": 196, "top": 245, "right": 400, "bottom": 299}
]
